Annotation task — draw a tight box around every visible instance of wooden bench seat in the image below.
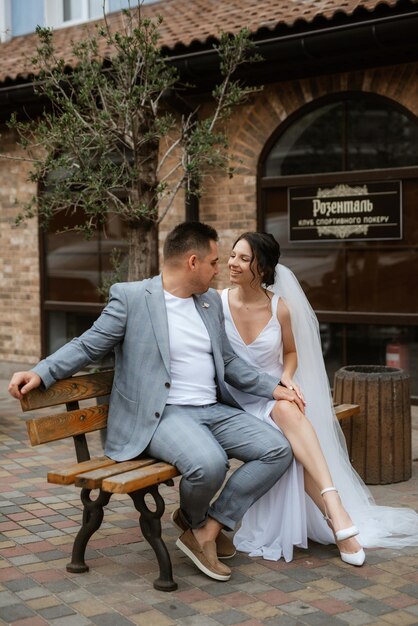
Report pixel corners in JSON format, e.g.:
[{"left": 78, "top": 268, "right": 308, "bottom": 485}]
[{"left": 21, "top": 370, "right": 359, "bottom": 592}]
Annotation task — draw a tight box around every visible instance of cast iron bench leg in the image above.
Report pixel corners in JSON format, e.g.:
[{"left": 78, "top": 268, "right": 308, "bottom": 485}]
[
  {"left": 67, "top": 488, "right": 112, "bottom": 573},
  {"left": 129, "top": 485, "right": 177, "bottom": 591}
]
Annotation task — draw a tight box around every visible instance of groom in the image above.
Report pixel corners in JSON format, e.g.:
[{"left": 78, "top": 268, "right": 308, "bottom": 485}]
[{"left": 9, "top": 221, "right": 300, "bottom": 581}]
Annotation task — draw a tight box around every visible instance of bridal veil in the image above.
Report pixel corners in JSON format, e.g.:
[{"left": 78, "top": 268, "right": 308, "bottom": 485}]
[{"left": 270, "top": 264, "right": 418, "bottom": 548}]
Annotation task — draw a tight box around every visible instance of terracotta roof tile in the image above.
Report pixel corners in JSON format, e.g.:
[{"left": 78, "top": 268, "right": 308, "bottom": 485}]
[{"left": 0, "top": 0, "right": 414, "bottom": 84}]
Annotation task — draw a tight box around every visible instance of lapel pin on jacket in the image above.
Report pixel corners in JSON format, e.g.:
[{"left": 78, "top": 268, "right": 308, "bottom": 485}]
[{"left": 201, "top": 302, "right": 210, "bottom": 308}]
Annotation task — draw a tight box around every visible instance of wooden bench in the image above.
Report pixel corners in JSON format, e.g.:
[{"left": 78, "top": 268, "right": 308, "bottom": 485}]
[
  {"left": 21, "top": 370, "right": 180, "bottom": 592},
  {"left": 21, "top": 370, "right": 360, "bottom": 592}
]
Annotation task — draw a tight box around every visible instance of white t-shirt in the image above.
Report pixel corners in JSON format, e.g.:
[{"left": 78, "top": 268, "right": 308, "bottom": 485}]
[{"left": 164, "top": 291, "right": 217, "bottom": 405}]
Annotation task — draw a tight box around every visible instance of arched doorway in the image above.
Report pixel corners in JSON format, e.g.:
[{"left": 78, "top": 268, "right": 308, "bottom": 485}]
[{"left": 259, "top": 93, "right": 418, "bottom": 397}]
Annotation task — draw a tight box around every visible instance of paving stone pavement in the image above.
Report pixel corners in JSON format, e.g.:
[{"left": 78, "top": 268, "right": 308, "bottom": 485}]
[{"left": 1, "top": 377, "right": 418, "bottom": 626}]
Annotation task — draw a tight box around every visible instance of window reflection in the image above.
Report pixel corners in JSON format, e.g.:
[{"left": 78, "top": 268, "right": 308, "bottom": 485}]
[
  {"left": 346, "top": 249, "right": 418, "bottom": 313},
  {"left": 347, "top": 102, "right": 418, "bottom": 170},
  {"left": 63, "top": 0, "right": 103, "bottom": 22},
  {"left": 45, "top": 209, "right": 128, "bottom": 303},
  {"left": 282, "top": 249, "right": 344, "bottom": 310},
  {"left": 89, "top": 0, "right": 104, "bottom": 18},
  {"left": 48, "top": 311, "right": 97, "bottom": 353},
  {"left": 265, "top": 103, "right": 343, "bottom": 176},
  {"left": 323, "top": 323, "right": 417, "bottom": 396},
  {"left": 264, "top": 98, "right": 418, "bottom": 177},
  {"left": 63, "top": 0, "right": 83, "bottom": 21}
]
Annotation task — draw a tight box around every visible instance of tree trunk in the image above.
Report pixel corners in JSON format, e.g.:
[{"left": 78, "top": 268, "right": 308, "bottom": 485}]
[{"left": 127, "top": 219, "right": 159, "bottom": 282}]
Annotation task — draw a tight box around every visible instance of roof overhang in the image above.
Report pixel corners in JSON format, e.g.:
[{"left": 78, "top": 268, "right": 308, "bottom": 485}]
[
  {"left": 167, "top": 4, "right": 418, "bottom": 93},
  {"left": 0, "top": 0, "right": 417, "bottom": 118}
]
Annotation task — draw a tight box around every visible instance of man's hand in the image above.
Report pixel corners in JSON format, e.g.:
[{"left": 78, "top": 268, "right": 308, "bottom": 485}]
[
  {"left": 273, "top": 384, "right": 305, "bottom": 414},
  {"left": 8, "top": 371, "right": 42, "bottom": 400}
]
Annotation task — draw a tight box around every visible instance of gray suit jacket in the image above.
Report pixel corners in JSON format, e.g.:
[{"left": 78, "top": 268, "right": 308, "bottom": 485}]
[{"left": 33, "top": 275, "right": 279, "bottom": 460}]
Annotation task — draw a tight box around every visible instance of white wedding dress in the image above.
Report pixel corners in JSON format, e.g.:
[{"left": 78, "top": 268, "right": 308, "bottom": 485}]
[{"left": 221, "top": 269, "right": 418, "bottom": 562}]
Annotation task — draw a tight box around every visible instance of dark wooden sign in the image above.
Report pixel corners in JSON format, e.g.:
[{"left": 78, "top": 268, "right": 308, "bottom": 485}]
[{"left": 288, "top": 181, "right": 402, "bottom": 242}]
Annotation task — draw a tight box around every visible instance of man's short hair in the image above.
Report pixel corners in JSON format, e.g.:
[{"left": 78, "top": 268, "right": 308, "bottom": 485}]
[{"left": 163, "top": 221, "right": 219, "bottom": 261}]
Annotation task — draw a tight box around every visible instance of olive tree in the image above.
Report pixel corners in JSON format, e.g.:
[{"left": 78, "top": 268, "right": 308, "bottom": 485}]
[{"left": 9, "top": 6, "right": 259, "bottom": 281}]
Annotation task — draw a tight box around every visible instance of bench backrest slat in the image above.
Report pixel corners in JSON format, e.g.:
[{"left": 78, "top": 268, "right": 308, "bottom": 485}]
[
  {"left": 26, "top": 404, "right": 109, "bottom": 446},
  {"left": 20, "top": 371, "right": 114, "bottom": 411}
]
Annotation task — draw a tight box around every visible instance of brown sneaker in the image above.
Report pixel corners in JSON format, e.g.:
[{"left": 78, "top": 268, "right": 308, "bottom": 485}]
[
  {"left": 171, "top": 508, "right": 236, "bottom": 559},
  {"left": 176, "top": 529, "right": 231, "bottom": 581}
]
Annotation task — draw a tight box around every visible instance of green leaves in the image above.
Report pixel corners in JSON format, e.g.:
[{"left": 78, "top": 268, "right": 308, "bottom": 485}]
[{"left": 9, "top": 4, "right": 261, "bottom": 279}]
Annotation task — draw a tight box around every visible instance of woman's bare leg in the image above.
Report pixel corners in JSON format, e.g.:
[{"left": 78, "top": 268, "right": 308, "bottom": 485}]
[{"left": 271, "top": 400, "right": 361, "bottom": 553}]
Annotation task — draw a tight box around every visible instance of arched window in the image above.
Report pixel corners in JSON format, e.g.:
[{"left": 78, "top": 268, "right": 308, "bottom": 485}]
[
  {"left": 259, "top": 93, "right": 418, "bottom": 395},
  {"left": 264, "top": 96, "right": 418, "bottom": 177}
]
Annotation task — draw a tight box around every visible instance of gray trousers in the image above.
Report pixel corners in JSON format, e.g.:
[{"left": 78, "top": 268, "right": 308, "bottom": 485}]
[{"left": 145, "top": 402, "right": 293, "bottom": 531}]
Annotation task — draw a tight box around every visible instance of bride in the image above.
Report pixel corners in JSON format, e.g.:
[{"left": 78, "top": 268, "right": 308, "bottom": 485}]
[{"left": 219, "top": 231, "right": 418, "bottom": 565}]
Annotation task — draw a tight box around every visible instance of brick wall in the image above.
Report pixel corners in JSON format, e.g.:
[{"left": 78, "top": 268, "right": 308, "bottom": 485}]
[
  {"left": 0, "top": 127, "right": 40, "bottom": 366},
  {"left": 1, "top": 61, "right": 417, "bottom": 364}
]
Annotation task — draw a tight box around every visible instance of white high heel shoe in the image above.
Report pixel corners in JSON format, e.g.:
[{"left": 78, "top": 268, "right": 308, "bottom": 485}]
[
  {"left": 320, "top": 487, "right": 359, "bottom": 541},
  {"left": 339, "top": 548, "right": 366, "bottom": 567},
  {"left": 321, "top": 487, "right": 366, "bottom": 567}
]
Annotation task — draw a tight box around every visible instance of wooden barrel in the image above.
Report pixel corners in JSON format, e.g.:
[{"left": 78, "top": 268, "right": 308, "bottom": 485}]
[{"left": 333, "top": 365, "right": 411, "bottom": 484}]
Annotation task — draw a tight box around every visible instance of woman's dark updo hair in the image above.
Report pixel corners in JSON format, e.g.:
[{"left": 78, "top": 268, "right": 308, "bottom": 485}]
[{"left": 233, "top": 232, "right": 281, "bottom": 287}]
